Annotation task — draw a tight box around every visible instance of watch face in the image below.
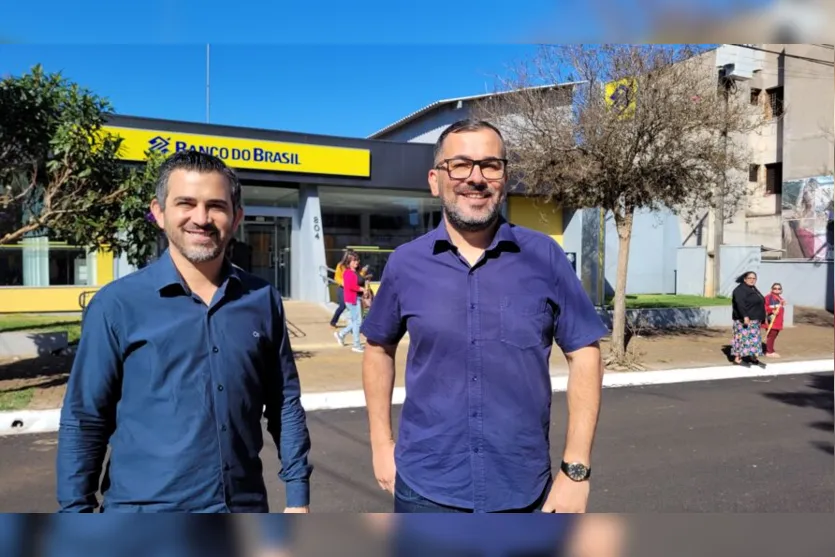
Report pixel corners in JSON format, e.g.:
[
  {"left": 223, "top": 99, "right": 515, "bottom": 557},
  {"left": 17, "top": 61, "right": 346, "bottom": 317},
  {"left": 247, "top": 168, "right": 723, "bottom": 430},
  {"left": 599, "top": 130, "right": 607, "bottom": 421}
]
[{"left": 565, "top": 462, "right": 589, "bottom": 481}]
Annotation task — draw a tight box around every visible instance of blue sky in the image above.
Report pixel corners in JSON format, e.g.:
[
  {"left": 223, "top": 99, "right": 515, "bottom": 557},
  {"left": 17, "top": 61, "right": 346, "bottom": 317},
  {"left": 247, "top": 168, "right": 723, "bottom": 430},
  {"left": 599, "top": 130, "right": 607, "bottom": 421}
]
[
  {"left": 0, "top": 0, "right": 772, "bottom": 138},
  {"left": 0, "top": 44, "right": 543, "bottom": 138}
]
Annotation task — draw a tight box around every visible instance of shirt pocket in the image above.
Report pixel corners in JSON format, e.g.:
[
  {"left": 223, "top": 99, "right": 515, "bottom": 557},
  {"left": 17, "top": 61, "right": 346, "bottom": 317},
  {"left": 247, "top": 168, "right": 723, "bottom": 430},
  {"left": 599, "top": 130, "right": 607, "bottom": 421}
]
[
  {"left": 499, "top": 296, "right": 554, "bottom": 349},
  {"left": 219, "top": 320, "right": 271, "bottom": 382}
]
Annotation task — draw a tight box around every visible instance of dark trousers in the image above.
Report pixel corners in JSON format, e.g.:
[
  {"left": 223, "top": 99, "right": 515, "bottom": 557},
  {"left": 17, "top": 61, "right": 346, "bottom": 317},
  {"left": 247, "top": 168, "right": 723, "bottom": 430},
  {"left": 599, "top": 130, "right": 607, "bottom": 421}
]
[
  {"left": 391, "top": 474, "right": 560, "bottom": 557},
  {"left": 765, "top": 328, "right": 780, "bottom": 353},
  {"left": 393, "top": 473, "right": 551, "bottom": 514},
  {"left": 329, "top": 286, "right": 345, "bottom": 326}
]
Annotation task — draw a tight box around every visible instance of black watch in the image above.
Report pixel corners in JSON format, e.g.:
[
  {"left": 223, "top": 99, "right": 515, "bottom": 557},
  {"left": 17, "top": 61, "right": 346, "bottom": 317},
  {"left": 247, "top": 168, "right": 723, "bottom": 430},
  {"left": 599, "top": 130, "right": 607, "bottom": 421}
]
[{"left": 560, "top": 460, "right": 591, "bottom": 482}]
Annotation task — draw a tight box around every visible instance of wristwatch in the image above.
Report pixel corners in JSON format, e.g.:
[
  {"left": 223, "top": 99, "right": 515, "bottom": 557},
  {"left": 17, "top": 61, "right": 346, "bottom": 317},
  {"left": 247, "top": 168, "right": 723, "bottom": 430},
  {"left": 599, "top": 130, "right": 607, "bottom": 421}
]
[{"left": 560, "top": 460, "right": 591, "bottom": 482}]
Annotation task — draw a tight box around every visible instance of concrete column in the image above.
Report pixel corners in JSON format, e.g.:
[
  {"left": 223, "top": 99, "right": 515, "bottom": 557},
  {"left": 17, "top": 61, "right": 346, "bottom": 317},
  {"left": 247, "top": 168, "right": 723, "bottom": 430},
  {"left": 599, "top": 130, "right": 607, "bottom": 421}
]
[
  {"left": 297, "top": 185, "right": 328, "bottom": 303},
  {"left": 112, "top": 232, "right": 138, "bottom": 280},
  {"left": 580, "top": 209, "right": 607, "bottom": 306},
  {"left": 360, "top": 213, "right": 371, "bottom": 244},
  {"left": 22, "top": 235, "right": 49, "bottom": 286}
]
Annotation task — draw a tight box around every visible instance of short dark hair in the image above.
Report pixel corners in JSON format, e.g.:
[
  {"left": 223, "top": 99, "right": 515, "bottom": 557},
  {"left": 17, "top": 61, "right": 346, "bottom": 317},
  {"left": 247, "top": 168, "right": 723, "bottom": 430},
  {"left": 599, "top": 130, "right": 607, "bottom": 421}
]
[
  {"left": 155, "top": 150, "right": 242, "bottom": 211},
  {"left": 736, "top": 271, "right": 757, "bottom": 284},
  {"left": 433, "top": 119, "right": 507, "bottom": 164}
]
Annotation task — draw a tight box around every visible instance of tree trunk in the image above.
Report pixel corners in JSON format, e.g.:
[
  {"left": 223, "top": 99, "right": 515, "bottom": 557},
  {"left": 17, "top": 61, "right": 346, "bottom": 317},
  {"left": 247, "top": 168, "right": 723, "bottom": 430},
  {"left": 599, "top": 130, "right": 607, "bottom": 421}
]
[{"left": 609, "top": 209, "right": 634, "bottom": 361}]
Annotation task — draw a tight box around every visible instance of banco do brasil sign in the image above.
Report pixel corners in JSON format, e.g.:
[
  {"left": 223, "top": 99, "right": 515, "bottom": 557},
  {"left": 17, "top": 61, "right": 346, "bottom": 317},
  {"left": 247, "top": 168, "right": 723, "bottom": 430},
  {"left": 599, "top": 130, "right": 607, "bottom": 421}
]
[{"left": 103, "top": 126, "right": 371, "bottom": 178}]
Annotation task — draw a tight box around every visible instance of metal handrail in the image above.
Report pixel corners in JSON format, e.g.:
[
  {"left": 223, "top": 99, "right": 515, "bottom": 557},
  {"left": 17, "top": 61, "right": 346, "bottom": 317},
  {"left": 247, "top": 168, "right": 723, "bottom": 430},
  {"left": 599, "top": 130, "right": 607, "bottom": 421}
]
[
  {"left": 78, "top": 290, "right": 97, "bottom": 326},
  {"left": 319, "top": 265, "right": 339, "bottom": 286}
]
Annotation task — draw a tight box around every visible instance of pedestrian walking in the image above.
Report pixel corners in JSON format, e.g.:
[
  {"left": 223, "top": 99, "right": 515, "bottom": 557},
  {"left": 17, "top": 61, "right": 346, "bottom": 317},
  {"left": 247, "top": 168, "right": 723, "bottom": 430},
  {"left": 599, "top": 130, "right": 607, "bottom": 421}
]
[
  {"left": 360, "top": 119, "right": 608, "bottom": 513},
  {"left": 329, "top": 251, "right": 351, "bottom": 328},
  {"left": 730, "top": 271, "right": 766, "bottom": 366},
  {"left": 334, "top": 251, "right": 365, "bottom": 353},
  {"left": 763, "top": 282, "right": 786, "bottom": 358},
  {"left": 56, "top": 150, "right": 313, "bottom": 513}
]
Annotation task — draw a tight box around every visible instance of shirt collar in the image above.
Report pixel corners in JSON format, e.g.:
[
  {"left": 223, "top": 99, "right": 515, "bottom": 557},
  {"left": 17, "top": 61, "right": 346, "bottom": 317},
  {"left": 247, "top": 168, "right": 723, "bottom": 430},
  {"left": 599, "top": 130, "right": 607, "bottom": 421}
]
[
  {"left": 153, "top": 249, "right": 242, "bottom": 295},
  {"left": 431, "top": 216, "right": 519, "bottom": 255}
]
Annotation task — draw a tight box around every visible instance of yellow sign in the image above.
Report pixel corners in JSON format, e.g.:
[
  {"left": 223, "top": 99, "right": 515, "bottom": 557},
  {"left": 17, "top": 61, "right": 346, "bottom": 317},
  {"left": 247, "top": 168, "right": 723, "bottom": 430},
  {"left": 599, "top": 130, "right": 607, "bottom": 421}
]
[
  {"left": 604, "top": 78, "right": 637, "bottom": 119},
  {"left": 103, "top": 126, "right": 371, "bottom": 178}
]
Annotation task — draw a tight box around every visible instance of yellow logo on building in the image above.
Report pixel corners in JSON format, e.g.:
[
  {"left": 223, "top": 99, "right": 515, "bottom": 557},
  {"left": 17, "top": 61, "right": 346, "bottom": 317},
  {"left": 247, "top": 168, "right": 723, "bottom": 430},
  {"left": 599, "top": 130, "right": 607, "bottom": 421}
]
[
  {"left": 103, "top": 126, "right": 371, "bottom": 178},
  {"left": 604, "top": 78, "right": 637, "bottom": 119}
]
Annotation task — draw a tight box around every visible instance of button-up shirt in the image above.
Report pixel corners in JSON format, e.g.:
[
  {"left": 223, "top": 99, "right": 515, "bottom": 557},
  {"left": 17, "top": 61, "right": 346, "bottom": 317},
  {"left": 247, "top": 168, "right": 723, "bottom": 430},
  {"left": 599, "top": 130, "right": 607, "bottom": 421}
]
[
  {"left": 57, "top": 250, "right": 312, "bottom": 512},
  {"left": 361, "top": 218, "right": 607, "bottom": 512}
]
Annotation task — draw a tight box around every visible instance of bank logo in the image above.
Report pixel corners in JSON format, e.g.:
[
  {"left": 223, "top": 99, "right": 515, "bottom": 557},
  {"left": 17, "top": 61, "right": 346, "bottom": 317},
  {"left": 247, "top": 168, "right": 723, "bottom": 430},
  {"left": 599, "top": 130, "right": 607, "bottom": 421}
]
[
  {"left": 148, "top": 135, "right": 171, "bottom": 154},
  {"left": 609, "top": 83, "right": 632, "bottom": 113}
]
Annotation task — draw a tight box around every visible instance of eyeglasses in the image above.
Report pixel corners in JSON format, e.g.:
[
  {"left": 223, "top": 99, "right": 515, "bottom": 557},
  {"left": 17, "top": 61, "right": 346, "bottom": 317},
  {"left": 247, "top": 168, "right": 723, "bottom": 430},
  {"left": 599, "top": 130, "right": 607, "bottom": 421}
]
[{"left": 435, "top": 157, "right": 508, "bottom": 180}]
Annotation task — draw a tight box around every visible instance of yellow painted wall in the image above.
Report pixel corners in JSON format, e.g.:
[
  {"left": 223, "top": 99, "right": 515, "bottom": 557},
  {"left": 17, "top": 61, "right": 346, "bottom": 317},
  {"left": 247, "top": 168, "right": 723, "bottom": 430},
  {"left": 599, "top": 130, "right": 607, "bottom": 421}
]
[
  {"left": 0, "top": 286, "right": 99, "bottom": 313},
  {"left": 507, "top": 196, "right": 564, "bottom": 245},
  {"left": 96, "top": 249, "right": 114, "bottom": 285}
]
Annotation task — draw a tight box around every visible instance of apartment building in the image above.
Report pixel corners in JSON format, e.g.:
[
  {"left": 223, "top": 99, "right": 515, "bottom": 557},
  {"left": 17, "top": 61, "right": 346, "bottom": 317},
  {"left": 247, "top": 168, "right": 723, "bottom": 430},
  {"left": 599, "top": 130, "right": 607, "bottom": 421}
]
[{"left": 718, "top": 44, "right": 834, "bottom": 261}]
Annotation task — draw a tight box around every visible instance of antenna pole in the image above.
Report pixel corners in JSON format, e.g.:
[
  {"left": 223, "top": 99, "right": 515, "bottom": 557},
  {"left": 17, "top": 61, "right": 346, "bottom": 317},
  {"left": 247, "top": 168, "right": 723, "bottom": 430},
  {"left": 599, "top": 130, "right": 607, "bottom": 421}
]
[{"left": 206, "top": 44, "right": 210, "bottom": 123}]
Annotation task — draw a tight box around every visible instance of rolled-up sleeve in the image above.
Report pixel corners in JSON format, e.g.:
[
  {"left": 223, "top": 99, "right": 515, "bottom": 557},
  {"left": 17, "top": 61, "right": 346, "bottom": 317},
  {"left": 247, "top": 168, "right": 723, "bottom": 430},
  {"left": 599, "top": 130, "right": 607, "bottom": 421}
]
[
  {"left": 56, "top": 294, "right": 123, "bottom": 513},
  {"left": 360, "top": 253, "right": 406, "bottom": 345},
  {"left": 265, "top": 291, "right": 313, "bottom": 509}
]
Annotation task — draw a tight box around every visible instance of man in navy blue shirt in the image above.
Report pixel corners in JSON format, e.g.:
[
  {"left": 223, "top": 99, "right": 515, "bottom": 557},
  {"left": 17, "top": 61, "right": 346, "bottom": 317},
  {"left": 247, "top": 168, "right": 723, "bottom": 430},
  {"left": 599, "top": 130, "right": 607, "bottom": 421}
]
[
  {"left": 56, "top": 151, "right": 312, "bottom": 513},
  {"left": 361, "top": 119, "right": 608, "bottom": 513}
]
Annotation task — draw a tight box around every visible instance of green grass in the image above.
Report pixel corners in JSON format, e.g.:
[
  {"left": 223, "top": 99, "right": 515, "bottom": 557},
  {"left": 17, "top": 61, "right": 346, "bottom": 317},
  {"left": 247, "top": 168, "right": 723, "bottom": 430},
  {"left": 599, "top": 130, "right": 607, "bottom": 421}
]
[
  {"left": 0, "top": 314, "right": 82, "bottom": 344},
  {"left": 0, "top": 387, "right": 34, "bottom": 411},
  {"left": 604, "top": 294, "right": 731, "bottom": 309}
]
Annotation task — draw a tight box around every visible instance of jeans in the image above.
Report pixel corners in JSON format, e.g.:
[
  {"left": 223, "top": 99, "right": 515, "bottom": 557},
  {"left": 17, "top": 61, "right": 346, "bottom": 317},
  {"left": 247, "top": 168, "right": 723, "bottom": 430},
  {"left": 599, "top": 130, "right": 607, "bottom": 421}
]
[
  {"left": 393, "top": 473, "right": 551, "bottom": 513},
  {"left": 391, "top": 474, "right": 564, "bottom": 557},
  {"left": 329, "top": 286, "right": 345, "bottom": 326},
  {"left": 338, "top": 302, "right": 362, "bottom": 348}
]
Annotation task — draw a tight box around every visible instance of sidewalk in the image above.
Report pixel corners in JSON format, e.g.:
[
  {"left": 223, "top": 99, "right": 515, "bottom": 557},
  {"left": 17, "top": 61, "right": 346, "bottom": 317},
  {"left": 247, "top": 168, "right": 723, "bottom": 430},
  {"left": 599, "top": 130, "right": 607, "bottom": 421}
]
[
  {"left": 289, "top": 302, "right": 833, "bottom": 393},
  {"left": 1, "top": 302, "right": 833, "bottom": 411}
]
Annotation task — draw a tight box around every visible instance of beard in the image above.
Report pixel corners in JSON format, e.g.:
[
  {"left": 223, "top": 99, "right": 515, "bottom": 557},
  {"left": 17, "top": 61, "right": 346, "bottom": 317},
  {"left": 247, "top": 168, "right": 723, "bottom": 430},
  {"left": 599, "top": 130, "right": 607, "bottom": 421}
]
[
  {"left": 441, "top": 186, "right": 503, "bottom": 233},
  {"left": 166, "top": 223, "right": 226, "bottom": 264}
]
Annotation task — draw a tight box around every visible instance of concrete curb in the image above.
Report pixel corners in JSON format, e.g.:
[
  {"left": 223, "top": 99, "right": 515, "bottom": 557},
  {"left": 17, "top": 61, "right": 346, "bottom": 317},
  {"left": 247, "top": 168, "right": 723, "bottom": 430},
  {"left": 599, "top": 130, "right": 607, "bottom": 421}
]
[{"left": 1, "top": 358, "right": 831, "bottom": 437}]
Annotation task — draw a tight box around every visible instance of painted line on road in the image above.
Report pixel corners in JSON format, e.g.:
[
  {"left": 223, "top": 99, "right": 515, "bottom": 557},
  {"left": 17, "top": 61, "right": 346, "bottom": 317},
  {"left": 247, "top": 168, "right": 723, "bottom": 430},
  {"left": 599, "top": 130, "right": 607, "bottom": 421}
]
[{"left": 1, "top": 358, "right": 831, "bottom": 437}]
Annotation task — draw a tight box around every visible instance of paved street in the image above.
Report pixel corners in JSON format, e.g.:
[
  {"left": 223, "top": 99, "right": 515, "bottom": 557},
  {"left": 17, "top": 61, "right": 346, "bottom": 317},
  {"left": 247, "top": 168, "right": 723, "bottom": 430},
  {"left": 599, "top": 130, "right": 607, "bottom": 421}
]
[{"left": 0, "top": 373, "right": 831, "bottom": 513}]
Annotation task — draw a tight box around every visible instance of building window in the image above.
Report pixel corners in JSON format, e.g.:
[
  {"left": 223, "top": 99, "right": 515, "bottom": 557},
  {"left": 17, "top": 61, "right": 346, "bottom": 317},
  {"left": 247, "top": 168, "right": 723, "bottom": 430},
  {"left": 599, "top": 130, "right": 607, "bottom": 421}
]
[
  {"left": 766, "top": 87, "right": 784, "bottom": 119},
  {"left": 241, "top": 185, "right": 299, "bottom": 208},
  {"left": 750, "top": 88, "right": 761, "bottom": 105},
  {"left": 318, "top": 187, "right": 442, "bottom": 279},
  {"left": 765, "top": 163, "right": 782, "bottom": 195},
  {"left": 0, "top": 238, "right": 95, "bottom": 287},
  {"left": 749, "top": 164, "right": 759, "bottom": 182}
]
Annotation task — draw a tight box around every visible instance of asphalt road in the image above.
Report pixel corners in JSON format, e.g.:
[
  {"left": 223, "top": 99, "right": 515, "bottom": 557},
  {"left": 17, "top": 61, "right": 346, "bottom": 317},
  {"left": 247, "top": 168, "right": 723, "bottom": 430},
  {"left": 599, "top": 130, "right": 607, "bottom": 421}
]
[{"left": 0, "top": 373, "right": 832, "bottom": 513}]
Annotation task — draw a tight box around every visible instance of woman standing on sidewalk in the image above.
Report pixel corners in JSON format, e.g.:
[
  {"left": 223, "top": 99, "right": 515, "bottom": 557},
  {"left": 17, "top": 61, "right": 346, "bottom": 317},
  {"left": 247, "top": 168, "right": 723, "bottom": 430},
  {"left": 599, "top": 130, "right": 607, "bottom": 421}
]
[
  {"left": 334, "top": 252, "right": 365, "bottom": 353},
  {"left": 730, "top": 271, "right": 766, "bottom": 366},
  {"left": 762, "top": 282, "right": 786, "bottom": 358},
  {"left": 329, "top": 251, "right": 353, "bottom": 328}
]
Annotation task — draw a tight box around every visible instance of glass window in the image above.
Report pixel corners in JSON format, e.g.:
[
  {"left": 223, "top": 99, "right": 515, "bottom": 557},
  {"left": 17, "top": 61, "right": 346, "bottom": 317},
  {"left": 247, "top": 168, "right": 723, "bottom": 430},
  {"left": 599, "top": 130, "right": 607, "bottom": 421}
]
[
  {"left": 241, "top": 184, "right": 299, "bottom": 208},
  {"left": 0, "top": 237, "right": 95, "bottom": 287},
  {"left": 319, "top": 187, "right": 442, "bottom": 280}
]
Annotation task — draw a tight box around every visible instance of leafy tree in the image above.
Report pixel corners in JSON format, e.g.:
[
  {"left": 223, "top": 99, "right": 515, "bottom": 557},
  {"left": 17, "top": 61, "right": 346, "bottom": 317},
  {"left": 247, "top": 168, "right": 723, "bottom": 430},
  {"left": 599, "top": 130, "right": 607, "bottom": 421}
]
[
  {"left": 0, "top": 64, "right": 163, "bottom": 267},
  {"left": 474, "top": 45, "right": 770, "bottom": 365}
]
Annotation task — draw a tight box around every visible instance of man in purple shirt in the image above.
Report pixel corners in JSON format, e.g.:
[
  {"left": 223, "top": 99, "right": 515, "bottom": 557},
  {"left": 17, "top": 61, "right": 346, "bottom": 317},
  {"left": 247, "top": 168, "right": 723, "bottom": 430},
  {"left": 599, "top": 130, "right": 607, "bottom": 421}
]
[{"left": 361, "top": 119, "right": 608, "bottom": 514}]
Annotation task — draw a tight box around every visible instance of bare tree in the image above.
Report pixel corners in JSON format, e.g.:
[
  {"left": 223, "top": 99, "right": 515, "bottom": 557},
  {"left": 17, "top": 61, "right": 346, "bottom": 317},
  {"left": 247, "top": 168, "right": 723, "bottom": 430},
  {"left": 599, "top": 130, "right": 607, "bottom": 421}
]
[{"left": 474, "top": 44, "right": 770, "bottom": 365}]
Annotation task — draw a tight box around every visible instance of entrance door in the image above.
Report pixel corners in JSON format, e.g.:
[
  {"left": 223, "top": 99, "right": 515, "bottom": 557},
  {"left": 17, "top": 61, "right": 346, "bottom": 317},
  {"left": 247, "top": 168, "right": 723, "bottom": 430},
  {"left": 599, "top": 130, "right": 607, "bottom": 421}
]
[{"left": 240, "top": 216, "right": 292, "bottom": 297}]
